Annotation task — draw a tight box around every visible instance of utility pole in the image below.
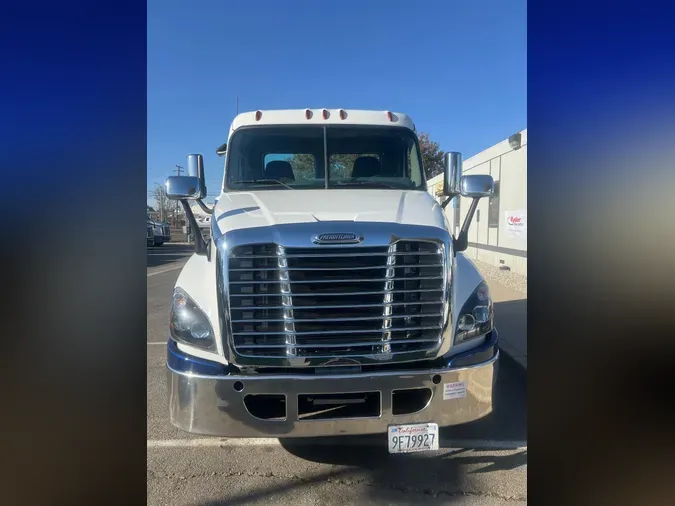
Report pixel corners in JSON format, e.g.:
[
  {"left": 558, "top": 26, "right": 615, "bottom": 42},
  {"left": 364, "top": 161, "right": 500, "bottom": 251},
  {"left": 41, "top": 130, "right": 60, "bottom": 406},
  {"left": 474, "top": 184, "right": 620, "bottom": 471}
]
[{"left": 173, "top": 165, "right": 184, "bottom": 228}]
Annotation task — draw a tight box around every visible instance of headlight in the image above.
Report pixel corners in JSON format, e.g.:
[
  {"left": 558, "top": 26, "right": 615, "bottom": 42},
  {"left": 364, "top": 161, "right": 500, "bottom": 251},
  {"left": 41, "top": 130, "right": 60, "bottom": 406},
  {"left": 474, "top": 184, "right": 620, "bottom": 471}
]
[
  {"left": 170, "top": 288, "right": 216, "bottom": 350},
  {"left": 454, "top": 281, "right": 494, "bottom": 344}
]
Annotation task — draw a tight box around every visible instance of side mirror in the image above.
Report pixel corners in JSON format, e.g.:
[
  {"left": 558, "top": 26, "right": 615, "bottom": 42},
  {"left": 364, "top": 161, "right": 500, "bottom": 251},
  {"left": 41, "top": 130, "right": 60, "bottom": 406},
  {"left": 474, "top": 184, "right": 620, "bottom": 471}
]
[
  {"left": 216, "top": 143, "right": 227, "bottom": 157},
  {"left": 163, "top": 154, "right": 211, "bottom": 257},
  {"left": 453, "top": 174, "right": 495, "bottom": 254},
  {"left": 442, "top": 152, "right": 462, "bottom": 196},
  {"left": 164, "top": 154, "right": 208, "bottom": 200},
  {"left": 460, "top": 174, "right": 494, "bottom": 198},
  {"left": 164, "top": 176, "right": 204, "bottom": 200}
]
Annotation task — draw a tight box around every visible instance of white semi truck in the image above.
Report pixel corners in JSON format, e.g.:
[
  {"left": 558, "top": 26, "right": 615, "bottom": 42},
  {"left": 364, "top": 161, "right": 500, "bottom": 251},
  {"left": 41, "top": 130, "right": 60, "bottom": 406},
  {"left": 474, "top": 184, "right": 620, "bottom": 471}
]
[{"left": 163, "top": 109, "right": 499, "bottom": 454}]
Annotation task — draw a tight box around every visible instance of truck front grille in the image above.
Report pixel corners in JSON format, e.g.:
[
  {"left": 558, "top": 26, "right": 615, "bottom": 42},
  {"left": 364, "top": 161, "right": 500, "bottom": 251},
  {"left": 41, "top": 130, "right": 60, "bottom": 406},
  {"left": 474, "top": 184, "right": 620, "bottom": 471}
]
[{"left": 227, "top": 241, "right": 445, "bottom": 359}]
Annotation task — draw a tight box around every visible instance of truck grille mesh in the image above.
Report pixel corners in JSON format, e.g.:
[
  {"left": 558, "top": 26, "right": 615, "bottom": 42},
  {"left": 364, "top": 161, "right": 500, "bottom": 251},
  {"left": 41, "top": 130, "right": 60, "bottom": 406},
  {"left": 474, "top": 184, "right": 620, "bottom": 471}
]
[{"left": 227, "top": 241, "right": 445, "bottom": 359}]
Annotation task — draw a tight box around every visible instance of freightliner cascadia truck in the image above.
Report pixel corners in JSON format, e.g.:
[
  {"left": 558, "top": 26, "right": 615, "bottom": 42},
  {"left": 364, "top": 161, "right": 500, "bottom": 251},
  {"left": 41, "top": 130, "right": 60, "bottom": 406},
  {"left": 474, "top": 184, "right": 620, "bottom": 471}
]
[{"left": 163, "top": 109, "right": 498, "bottom": 454}]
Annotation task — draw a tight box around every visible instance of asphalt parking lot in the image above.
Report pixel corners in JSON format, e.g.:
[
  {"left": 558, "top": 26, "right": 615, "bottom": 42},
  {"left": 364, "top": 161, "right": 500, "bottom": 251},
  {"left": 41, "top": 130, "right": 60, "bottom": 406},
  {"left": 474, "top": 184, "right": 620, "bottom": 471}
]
[{"left": 147, "top": 243, "right": 527, "bottom": 505}]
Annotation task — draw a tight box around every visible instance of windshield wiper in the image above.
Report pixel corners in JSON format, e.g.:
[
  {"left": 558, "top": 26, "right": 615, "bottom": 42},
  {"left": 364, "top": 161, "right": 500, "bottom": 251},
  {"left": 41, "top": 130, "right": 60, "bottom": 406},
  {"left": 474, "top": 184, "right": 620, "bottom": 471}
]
[
  {"left": 231, "top": 179, "right": 295, "bottom": 190},
  {"left": 333, "top": 180, "right": 404, "bottom": 189}
]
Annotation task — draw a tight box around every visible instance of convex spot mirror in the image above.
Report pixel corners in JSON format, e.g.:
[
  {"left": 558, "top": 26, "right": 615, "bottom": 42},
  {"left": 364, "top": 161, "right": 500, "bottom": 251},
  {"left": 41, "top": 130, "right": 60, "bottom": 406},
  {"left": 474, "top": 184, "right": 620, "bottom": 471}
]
[
  {"left": 165, "top": 176, "right": 204, "bottom": 200},
  {"left": 164, "top": 154, "right": 207, "bottom": 200},
  {"left": 460, "top": 174, "right": 494, "bottom": 198}
]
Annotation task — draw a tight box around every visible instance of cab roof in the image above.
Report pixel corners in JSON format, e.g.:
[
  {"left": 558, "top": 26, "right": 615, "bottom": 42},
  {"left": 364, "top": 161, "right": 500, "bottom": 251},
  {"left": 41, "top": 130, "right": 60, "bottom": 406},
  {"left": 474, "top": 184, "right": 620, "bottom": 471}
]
[{"left": 229, "top": 109, "right": 416, "bottom": 134}]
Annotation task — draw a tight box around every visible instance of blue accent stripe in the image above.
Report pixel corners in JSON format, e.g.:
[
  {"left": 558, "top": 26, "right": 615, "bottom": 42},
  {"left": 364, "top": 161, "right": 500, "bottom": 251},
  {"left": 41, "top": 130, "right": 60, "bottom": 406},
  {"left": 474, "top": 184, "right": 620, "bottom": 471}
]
[
  {"left": 446, "top": 329, "right": 499, "bottom": 368},
  {"left": 166, "top": 331, "right": 498, "bottom": 376},
  {"left": 167, "top": 340, "right": 230, "bottom": 376}
]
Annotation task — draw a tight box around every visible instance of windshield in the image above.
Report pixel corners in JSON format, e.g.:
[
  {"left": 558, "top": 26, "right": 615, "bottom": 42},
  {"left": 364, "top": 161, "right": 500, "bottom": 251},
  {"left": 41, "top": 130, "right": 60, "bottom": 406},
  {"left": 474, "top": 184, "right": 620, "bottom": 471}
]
[{"left": 224, "top": 125, "right": 425, "bottom": 191}]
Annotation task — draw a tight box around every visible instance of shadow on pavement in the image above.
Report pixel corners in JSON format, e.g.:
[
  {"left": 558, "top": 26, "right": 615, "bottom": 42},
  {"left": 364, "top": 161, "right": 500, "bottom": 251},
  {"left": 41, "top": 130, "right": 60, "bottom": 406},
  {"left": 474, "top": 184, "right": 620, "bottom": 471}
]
[
  {"left": 193, "top": 467, "right": 414, "bottom": 506},
  {"left": 493, "top": 298, "right": 528, "bottom": 357},
  {"left": 461, "top": 450, "right": 527, "bottom": 473},
  {"left": 146, "top": 243, "right": 194, "bottom": 269},
  {"left": 194, "top": 447, "right": 526, "bottom": 505}
]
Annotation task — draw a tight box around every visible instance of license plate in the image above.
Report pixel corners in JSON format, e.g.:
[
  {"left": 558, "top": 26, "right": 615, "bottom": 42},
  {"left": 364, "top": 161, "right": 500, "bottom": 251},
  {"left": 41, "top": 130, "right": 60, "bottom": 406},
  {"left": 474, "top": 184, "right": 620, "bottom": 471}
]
[{"left": 387, "top": 423, "right": 439, "bottom": 454}]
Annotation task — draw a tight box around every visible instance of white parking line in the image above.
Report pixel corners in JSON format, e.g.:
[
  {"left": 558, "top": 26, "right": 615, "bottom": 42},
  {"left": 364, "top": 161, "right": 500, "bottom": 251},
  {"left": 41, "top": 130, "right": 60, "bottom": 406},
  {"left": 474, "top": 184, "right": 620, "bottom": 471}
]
[
  {"left": 147, "top": 438, "right": 526, "bottom": 450},
  {"left": 148, "top": 439, "right": 281, "bottom": 448},
  {"left": 445, "top": 439, "right": 527, "bottom": 450},
  {"left": 147, "top": 264, "right": 185, "bottom": 277},
  {"left": 147, "top": 342, "right": 166, "bottom": 345}
]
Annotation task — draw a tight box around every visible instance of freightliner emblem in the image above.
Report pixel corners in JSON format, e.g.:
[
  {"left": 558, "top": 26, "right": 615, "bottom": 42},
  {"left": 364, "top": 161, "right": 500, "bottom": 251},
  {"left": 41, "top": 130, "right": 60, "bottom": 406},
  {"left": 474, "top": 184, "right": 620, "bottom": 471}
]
[{"left": 312, "top": 233, "right": 363, "bottom": 245}]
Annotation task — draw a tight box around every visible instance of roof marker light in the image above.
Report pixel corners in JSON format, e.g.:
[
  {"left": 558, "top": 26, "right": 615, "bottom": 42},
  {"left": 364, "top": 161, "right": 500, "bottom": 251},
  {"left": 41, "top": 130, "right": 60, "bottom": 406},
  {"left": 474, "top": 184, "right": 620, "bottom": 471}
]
[
  {"left": 255, "top": 110, "right": 262, "bottom": 121},
  {"left": 339, "top": 109, "right": 346, "bottom": 120},
  {"left": 322, "top": 109, "right": 329, "bottom": 119},
  {"left": 386, "top": 111, "right": 393, "bottom": 122},
  {"left": 305, "top": 109, "right": 312, "bottom": 119}
]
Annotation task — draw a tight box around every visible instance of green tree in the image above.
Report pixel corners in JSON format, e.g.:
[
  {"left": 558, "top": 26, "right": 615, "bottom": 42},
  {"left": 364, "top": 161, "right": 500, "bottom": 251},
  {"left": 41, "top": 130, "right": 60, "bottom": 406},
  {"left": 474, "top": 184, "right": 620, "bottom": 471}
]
[
  {"left": 284, "top": 154, "right": 315, "bottom": 180},
  {"left": 418, "top": 132, "right": 445, "bottom": 179},
  {"left": 285, "top": 153, "right": 372, "bottom": 180}
]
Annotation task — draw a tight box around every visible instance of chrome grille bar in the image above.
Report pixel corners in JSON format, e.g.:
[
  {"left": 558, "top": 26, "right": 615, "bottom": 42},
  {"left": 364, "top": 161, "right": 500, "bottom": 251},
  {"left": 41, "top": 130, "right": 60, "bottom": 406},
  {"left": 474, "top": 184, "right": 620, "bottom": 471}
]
[
  {"left": 229, "top": 264, "right": 442, "bottom": 271},
  {"left": 230, "top": 251, "right": 440, "bottom": 259},
  {"left": 233, "top": 301, "right": 443, "bottom": 311},
  {"left": 278, "top": 245, "right": 297, "bottom": 357},
  {"left": 237, "top": 338, "right": 440, "bottom": 349},
  {"left": 231, "top": 313, "right": 444, "bottom": 323},
  {"left": 232, "top": 325, "right": 442, "bottom": 336},
  {"left": 229, "top": 288, "right": 443, "bottom": 297},
  {"left": 229, "top": 276, "right": 443, "bottom": 284}
]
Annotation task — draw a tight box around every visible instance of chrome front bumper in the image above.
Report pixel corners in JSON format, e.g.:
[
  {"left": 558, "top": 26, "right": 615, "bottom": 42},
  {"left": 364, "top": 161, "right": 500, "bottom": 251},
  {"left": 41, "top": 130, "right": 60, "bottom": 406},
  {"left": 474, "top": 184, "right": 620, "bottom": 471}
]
[{"left": 167, "top": 335, "right": 499, "bottom": 438}]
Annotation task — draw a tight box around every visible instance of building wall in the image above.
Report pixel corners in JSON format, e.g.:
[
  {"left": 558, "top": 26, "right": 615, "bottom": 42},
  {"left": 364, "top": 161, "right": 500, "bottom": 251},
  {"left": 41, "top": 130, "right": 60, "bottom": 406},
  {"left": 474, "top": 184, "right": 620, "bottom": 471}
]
[{"left": 427, "top": 129, "right": 527, "bottom": 276}]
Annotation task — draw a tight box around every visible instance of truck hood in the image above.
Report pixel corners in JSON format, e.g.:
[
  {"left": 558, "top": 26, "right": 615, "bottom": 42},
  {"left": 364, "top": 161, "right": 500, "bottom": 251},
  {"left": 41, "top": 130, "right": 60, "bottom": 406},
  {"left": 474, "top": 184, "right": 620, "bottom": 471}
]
[{"left": 212, "top": 189, "right": 448, "bottom": 235}]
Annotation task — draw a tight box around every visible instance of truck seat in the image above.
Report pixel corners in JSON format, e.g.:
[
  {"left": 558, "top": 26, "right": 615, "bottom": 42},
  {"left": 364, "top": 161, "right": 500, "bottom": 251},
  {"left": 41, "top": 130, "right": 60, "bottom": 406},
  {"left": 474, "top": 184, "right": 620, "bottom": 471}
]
[
  {"left": 265, "top": 160, "right": 295, "bottom": 180},
  {"left": 351, "top": 156, "right": 380, "bottom": 178}
]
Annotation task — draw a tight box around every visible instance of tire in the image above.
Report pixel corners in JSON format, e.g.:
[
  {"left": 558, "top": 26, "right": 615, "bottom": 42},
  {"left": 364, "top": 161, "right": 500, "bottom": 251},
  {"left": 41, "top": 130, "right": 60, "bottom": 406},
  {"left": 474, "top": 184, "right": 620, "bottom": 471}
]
[{"left": 154, "top": 238, "right": 164, "bottom": 246}]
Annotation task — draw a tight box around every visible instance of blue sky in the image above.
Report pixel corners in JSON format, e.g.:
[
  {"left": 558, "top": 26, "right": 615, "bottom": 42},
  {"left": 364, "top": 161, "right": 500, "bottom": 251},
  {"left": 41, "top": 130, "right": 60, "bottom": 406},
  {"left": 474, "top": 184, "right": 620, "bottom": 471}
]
[{"left": 147, "top": 0, "right": 526, "bottom": 205}]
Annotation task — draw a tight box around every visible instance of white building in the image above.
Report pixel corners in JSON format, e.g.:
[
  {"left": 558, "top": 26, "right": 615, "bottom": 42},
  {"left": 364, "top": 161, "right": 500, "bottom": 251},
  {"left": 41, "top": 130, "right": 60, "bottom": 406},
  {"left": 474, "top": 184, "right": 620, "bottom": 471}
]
[{"left": 427, "top": 129, "right": 527, "bottom": 276}]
